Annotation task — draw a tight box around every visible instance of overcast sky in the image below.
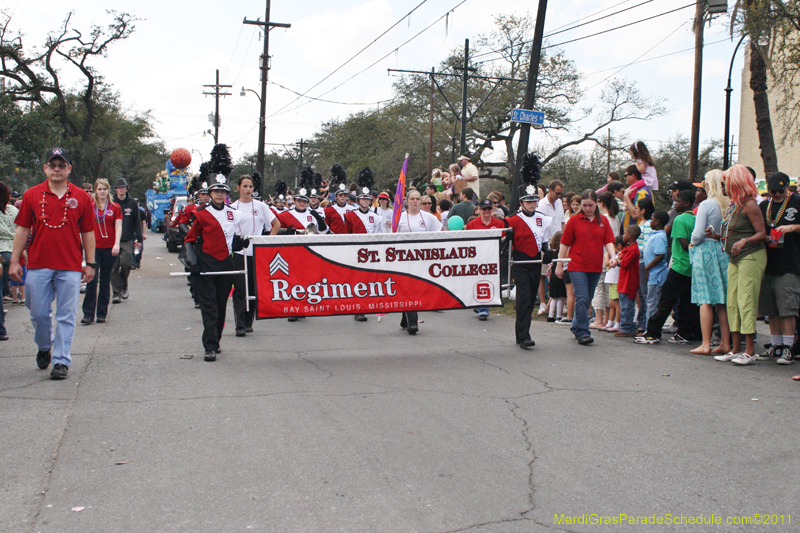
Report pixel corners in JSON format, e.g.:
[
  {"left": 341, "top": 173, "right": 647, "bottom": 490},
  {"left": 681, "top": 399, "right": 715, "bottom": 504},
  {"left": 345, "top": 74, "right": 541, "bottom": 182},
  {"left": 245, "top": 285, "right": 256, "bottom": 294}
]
[{"left": 8, "top": 0, "right": 744, "bottom": 171}]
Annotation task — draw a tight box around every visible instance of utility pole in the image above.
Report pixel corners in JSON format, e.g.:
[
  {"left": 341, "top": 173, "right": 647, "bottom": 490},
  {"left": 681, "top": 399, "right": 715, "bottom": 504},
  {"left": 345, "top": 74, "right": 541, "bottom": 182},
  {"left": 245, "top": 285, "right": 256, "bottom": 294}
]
[
  {"left": 607, "top": 129, "right": 612, "bottom": 176},
  {"left": 244, "top": 1, "right": 291, "bottom": 197},
  {"left": 428, "top": 67, "right": 435, "bottom": 180},
  {"left": 511, "top": 0, "right": 548, "bottom": 211},
  {"left": 455, "top": 39, "right": 476, "bottom": 156},
  {"left": 388, "top": 47, "right": 524, "bottom": 165},
  {"left": 203, "top": 69, "right": 232, "bottom": 144},
  {"left": 689, "top": 0, "right": 705, "bottom": 182}
]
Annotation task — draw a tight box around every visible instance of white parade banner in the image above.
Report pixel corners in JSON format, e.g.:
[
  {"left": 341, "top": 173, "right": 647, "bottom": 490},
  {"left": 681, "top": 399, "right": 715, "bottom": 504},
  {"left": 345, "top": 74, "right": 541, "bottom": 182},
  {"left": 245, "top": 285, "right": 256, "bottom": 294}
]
[{"left": 248, "top": 229, "right": 503, "bottom": 319}]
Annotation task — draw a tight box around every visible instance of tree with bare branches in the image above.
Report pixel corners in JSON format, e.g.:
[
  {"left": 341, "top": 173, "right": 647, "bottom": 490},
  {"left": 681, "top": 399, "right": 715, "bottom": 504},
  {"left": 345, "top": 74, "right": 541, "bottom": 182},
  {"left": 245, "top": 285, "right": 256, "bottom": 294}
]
[{"left": 0, "top": 10, "right": 138, "bottom": 180}]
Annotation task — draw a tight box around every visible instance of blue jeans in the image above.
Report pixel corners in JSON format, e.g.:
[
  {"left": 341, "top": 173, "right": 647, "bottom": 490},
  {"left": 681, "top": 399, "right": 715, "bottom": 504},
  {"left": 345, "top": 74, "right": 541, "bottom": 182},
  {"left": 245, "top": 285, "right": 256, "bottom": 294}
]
[
  {"left": 646, "top": 284, "right": 663, "bottom": 325},
  {"left": 25, "top": 269, "right": 82, "bottom": 366},
  {"left": 569, "top": 271, "right": 601, "bottom": 340},
  {"left": 636, "top": 262, "right": 648, "bottom": 330},
  {"left": 477, "top": 307, "right": 489, "bottom": 317},
  {"left": 619, "top": 293, "right": 637, "bottom": 334}
]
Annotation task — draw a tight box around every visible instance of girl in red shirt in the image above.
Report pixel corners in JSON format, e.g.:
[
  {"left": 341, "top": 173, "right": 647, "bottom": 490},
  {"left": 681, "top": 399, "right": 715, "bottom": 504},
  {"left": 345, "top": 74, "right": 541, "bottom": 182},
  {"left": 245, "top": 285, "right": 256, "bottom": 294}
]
[
  {"left": 555, "top": 190, "right": 617, "bottom": 345},
  {"left": 81, "top": 178, "right": 122, "bottom": 324}
]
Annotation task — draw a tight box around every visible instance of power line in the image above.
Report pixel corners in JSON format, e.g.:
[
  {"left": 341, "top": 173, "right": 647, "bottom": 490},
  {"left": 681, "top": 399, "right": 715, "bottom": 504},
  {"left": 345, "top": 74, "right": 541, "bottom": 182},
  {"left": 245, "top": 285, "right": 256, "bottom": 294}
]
[
  {"left": 230, "top": 27, "right": 257, "bottom": 87},
  {"left": 585, "top": 20, "right": 688, "bottom": 91},
  {"left": 546, "top": 0, "right": 638, "bottom": 34},
  {"left": 268, "top": 0, "right": 468, "bottom": 119},
  {"left": 545, "top": 3, "right": 695, "bottom": 49},
  {"left": 266, "top": 0, "right": 431, "bottom": 118},
  {"left": 268, "top": 80, "right": 393, "bottom": 106},
  {"left": 471, "top": 0, "right": 655, "bottom": 61},
  {"left": 472, "top": 1, "right": 695, "bottom": 66},
  {"left": 584, "top": 37, "right": 729, "bottom": 78},
  {"left": 221, "top": 24, "right": 245, "bottom": 80}
]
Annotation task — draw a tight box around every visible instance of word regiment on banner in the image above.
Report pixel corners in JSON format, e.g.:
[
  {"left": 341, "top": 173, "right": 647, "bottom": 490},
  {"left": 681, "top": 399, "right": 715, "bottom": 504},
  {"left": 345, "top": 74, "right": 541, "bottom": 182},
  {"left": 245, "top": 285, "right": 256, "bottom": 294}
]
[{"left": 249, "top": 230, "right": 503, "bottom": 319}]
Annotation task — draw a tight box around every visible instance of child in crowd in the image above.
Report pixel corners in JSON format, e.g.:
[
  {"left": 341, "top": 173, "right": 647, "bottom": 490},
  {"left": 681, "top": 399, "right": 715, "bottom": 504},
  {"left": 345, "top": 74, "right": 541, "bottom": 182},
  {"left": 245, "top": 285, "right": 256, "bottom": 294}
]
[
  {"left": 614, "top": 225, "right": 641, "bottom": 337},
  {"left": 633, "top": 198, "right": 654, "bottom": 332},
  {"left": 643, "top": 210, "right": 669, "bottom": 324},
  {"left": 547, "top": 232, "right": 567, "bottom": 322},
  {"left": 629, "top": 141, "right": 658, "bottom": 192},
  {"left": 636, "top": 190, "right": 701, "bottom": 344},
  {"left": 601, "top": 236, "right": 624, "bottom": 332}
]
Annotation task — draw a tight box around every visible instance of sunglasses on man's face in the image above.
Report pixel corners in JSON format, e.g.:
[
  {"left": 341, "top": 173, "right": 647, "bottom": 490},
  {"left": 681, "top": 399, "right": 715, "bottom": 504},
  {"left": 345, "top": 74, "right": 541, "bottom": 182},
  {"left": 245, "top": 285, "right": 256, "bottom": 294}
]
[
  {"left": 421, "top": 201, "right": 432, "bottom": 205},
  {"left": 47, "top": 163, "right": 68, "bottom": 170},
  {"left": 769, "top": 189, "right": 785, "bottom": 195}
]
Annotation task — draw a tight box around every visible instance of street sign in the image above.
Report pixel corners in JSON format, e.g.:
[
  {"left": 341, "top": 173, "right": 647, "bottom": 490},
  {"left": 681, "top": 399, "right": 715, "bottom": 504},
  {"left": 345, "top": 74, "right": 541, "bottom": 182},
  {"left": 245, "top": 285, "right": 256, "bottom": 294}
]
[{"left": 511, "top": 108, "right": 545, "bottom": 125}]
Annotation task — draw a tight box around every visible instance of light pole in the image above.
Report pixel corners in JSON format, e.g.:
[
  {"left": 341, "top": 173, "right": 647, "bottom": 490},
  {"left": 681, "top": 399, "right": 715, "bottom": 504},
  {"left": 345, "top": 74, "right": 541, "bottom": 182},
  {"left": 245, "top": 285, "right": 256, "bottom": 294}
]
[
  {"left": 191, "top": 148, "right": 204, "bottom": 165},
  {"left": 240, "top": 85, "right": 264, "bottom": 196},
  {"left": 724, "top": 34, "right": 747, "bottom": 170}
]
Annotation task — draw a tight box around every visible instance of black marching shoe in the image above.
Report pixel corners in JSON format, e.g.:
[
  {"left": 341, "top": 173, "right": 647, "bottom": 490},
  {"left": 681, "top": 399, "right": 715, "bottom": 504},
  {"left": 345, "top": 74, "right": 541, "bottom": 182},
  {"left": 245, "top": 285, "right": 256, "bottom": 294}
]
[
  {"left": 50, "top": 364, "right": 69, "bottom": 380},
  {"left": 288, "top": 317, "right": 299, "bottom": 322},
  {"left": 96, "top": 318, "right": 106, "bottom": 323},
  {"left": 37, "top": 349, "right": 52, "bottom": 369},
  {"left": 577, "top": 336, "right": 594, "bottom": 345},
  {"left": 354, "top": 314, "right": 367, "bottom": 322},
  {"left": 518, "top": 339, "right": 536, "bottom": 349},
  {"left": 244, "top": 326, "right": 253, "bottom": 333},
  {"left": 235, "top": 328, "right": 246, "bottom": 337},
  {"left": 406, "top": 324, "right": 418, "bottom": 335},
  {"left": 112, "top": 295, "right": 122, "bottom": 304},
  {"left": 204, "top": 351, "right": 217, "bottom": 362},
  {"left": 80, "top": 317, "right": 93, "bottom": 325}
]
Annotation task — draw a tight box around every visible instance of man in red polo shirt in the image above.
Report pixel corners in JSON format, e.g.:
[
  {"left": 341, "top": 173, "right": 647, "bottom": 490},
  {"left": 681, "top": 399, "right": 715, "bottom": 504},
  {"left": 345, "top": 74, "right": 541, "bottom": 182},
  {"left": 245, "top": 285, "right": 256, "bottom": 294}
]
[
  {"left": 467, "top": 199, "right": 504, "bottom": 321},
  {"left": 9, "top": 148, "right": 96, "bottom": 380}
]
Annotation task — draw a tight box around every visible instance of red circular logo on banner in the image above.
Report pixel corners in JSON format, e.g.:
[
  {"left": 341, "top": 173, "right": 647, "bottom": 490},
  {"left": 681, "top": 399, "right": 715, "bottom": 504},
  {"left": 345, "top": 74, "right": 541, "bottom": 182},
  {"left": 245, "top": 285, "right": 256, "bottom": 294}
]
[{"left": 474, "top": 281, "right": 494, "bottom": 302}]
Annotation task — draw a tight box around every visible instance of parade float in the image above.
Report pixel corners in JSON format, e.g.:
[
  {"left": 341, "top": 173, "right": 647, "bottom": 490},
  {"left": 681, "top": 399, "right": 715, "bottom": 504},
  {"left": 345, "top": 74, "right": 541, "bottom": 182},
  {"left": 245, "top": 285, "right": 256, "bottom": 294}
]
[{"left": 146, "top": 148, "right": 192, "bottom": 234}]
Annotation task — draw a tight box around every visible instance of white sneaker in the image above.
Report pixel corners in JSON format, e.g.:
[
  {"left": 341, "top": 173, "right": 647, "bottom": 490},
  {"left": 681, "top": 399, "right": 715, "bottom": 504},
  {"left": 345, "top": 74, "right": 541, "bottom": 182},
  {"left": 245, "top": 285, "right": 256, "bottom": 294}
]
[
  {"left": 537, "top": 306, "right": 546, "bottom": 316},
  {"left": 714, "top": 351, "right": 739, "bottom": 362},
  {"left": 555, "top": 317, "right": 572, "bottom": 325},
  {"left": 731, "top": 353, "right": 757, "bottom": 365}
]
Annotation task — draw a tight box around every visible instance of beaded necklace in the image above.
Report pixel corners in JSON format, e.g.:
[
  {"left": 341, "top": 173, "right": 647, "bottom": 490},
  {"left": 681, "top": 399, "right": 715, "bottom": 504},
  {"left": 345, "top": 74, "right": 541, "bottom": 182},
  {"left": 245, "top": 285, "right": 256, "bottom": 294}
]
[
  {"left": 765, "top": 192, "right": 792, "bottom": 228},
  {"left": 39, "top": 186, "right": 70, "bottom": 229},
  {"left": 94, "top": 199, "right": 110, "bottom": 239}
]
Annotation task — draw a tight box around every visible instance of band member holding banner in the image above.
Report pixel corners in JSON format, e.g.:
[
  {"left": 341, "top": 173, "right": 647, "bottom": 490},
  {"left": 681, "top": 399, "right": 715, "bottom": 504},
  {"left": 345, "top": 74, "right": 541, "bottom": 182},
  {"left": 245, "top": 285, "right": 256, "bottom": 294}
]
[
  {"left": 504, "top": 154, "right": 556, "bottom": 349},
  {"left": 183, "top": 175, "right": 248, "bottom": 361},
  {"left": 277, "top": 180, "right": 327, "bottom": 323},
  {"left": 346, "top": 167, "right": 385, "bottom": 322},
  {"left": 467, "top": 199, "right": 505, "bottom": 321},
  {"left": 230, "top": 175, "right": 280, "bottom": 337},
  {"left": 324, "top": 164, "right": 355, "bottom": 234},
  {"left": 307, "top": 169, "right": 328, "bottom": 234},
  {"left": 395, "top": 189, "right": 443, "bottom": 334},
  {"left": 277, "top": 183, "right": 328, "bottom": 234}
]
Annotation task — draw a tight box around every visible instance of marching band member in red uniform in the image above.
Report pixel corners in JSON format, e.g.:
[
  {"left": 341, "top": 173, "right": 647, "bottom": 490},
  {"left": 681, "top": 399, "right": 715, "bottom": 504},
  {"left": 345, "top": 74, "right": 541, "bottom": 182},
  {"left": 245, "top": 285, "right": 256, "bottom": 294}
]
[
  {"left": 276, "top": 180, "right": 327, "bottom": 323},
  {"left": 503, "top": 154, "right": 556, "bottom": 349},
  {"left": 183, "top": 175, "right": 248, "bottom": 361},
  {"left": 345, "top": 167, "right": 385, "bottom": 322},
  {"left": 178, "top": 181, "right": 210, "bottom": 308},
  {"left": 323, "top": 164, "right": 355, "bottom": 234},
  {"left": 270, "top": 180, "right": 289, "bottom": 217}
]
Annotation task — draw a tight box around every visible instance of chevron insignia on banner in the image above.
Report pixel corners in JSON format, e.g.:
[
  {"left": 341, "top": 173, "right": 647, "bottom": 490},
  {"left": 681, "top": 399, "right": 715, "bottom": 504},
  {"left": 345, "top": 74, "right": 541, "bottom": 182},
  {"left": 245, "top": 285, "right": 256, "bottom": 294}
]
[{"left": 269, "top": 252, "right": 289, "bottom": 276}]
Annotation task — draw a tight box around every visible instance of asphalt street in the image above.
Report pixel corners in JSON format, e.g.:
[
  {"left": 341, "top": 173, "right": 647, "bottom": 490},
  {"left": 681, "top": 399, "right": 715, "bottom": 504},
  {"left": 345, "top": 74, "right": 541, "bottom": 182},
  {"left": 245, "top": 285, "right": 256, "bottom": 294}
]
[{"left": 1, "top": 241, "right": 799, "bottom": 533}]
